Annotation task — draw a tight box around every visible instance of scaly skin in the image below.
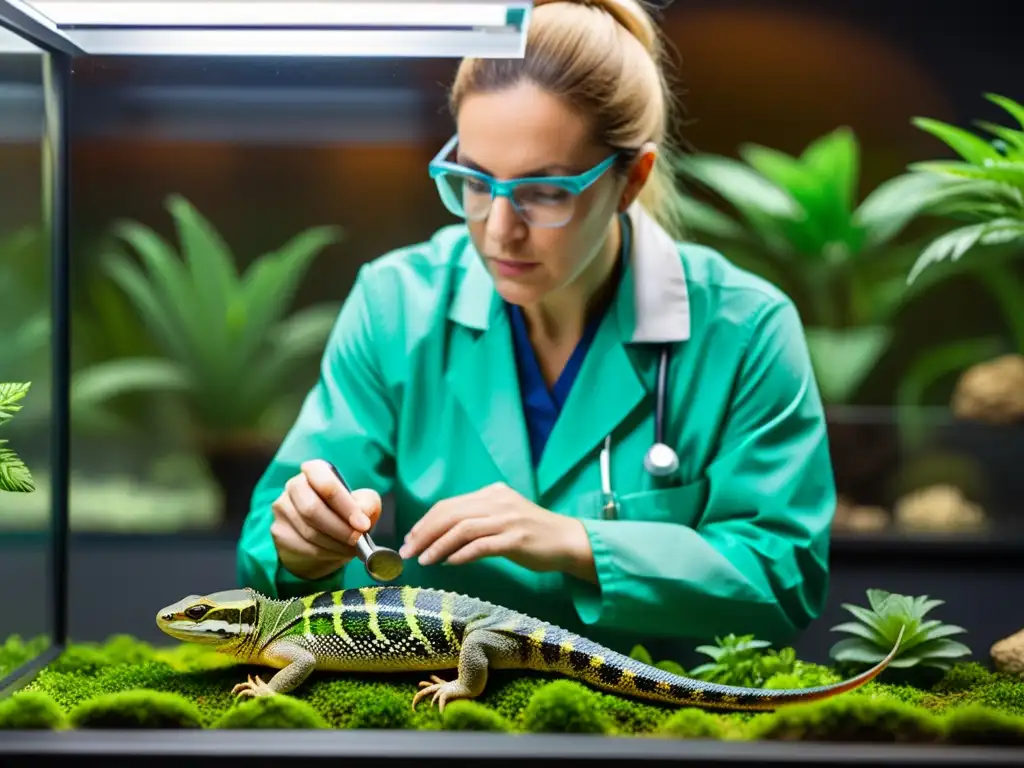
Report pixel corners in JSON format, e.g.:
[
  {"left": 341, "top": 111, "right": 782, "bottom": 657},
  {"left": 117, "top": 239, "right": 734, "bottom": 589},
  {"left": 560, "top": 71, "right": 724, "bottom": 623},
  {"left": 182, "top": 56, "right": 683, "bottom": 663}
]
[{"left": 156, "top": 585, "right": 904, "bottom": 712}]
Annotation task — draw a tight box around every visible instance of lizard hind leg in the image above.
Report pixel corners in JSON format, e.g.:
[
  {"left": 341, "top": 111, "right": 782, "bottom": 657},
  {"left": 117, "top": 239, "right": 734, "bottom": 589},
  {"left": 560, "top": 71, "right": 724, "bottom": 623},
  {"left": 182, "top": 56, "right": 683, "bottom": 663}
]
[{"left": 411, "top": 628, "right": 512, "bottom": 712}]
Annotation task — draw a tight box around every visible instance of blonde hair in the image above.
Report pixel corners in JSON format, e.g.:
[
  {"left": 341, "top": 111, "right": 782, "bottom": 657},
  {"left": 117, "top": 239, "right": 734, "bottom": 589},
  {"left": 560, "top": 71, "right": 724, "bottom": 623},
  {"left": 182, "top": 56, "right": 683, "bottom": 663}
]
[{"left": 449, "top": 0, "right": 687, "bottom": 239}]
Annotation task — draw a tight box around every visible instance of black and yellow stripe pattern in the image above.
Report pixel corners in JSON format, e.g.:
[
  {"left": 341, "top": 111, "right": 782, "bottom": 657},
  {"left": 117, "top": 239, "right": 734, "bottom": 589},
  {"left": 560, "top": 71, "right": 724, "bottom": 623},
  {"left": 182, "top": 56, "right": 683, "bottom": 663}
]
[
  {"left": 164, "top": 586, "right": 901, "bottom": 711},
  {"left": 253, "top": 586, "right": 468, "bottom": 672},
  {"left": 498, "top": 618, "right": 896, "bottom": 711}
]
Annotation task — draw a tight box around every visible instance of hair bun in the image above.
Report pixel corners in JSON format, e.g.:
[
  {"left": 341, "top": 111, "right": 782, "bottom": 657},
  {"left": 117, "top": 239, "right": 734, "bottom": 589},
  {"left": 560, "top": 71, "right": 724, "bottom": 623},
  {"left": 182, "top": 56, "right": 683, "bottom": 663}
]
[{"left": 533, "top": 0, "right": 659, "bottom": 55}]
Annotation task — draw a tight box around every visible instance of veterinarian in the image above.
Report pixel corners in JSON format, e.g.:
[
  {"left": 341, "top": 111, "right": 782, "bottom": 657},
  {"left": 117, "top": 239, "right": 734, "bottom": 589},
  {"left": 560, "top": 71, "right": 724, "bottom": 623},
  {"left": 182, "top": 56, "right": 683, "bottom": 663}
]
[{"left": 237, "top": 0, "right": 836, "bottom": 648}]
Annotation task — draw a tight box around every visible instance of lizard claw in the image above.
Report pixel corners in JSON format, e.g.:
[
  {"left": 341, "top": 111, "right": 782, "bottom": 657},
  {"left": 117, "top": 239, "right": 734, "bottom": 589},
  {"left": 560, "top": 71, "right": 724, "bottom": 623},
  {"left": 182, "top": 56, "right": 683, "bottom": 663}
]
[
  {"left": 411, "top": 675, "right": 468, "bottom": 713},
  {"left": 231, "top": 674, "right": 276, "bottom": 699},
  {"left": 411, "top": 675, "right": 447, "bottom": 711}
]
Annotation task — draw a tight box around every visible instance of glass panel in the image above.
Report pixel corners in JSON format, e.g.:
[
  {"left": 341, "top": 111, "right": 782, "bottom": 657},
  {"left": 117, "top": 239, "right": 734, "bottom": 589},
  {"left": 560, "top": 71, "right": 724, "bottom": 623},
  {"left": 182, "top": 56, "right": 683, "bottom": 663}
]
[{"left": 0, "top": 23, "right": 51, "bottom": 684}]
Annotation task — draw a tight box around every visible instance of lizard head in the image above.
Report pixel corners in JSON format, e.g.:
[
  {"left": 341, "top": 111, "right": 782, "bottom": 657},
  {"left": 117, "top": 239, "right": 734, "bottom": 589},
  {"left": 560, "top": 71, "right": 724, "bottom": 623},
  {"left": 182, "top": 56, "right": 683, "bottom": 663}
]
[{"left": 156, "top": 588, "right": 259, "bottom": 650}]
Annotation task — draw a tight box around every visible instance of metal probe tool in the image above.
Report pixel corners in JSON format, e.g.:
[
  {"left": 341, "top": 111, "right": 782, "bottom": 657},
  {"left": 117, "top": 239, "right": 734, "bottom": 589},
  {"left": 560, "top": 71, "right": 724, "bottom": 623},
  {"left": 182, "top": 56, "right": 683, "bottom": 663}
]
[{"left": 326, "top": 462, "right": 403, "bottom": 582}]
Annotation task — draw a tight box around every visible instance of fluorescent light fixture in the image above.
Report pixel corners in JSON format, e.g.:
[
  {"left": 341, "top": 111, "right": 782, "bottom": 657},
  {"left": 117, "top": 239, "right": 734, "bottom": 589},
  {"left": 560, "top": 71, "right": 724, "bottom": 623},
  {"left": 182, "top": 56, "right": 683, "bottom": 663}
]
[{"left": 6, "top": 0, "right": 533, "bottom": 57}]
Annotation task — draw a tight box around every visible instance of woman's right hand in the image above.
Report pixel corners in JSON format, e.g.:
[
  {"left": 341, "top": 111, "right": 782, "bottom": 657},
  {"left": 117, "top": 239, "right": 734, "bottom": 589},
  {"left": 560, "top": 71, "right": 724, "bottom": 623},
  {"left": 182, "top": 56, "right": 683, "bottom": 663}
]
[{"left": 270, "top": 459, "right": 382, "bottom": 581}]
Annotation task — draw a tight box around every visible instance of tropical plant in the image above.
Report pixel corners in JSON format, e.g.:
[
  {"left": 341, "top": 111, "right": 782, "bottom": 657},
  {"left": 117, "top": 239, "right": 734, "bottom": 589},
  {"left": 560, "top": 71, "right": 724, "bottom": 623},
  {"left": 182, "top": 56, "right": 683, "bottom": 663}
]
[
  {"left": 688, "top": 633, "right": 797, "bottom": 688},
  {"left": 0, "top": 382, "right": 35, "bottom": 493},
  {"left": 674, "top": 127, "right": 966, "bottom": 404},
  {"left": 70, "top": 194, "right": 344, "bottom": 450},
  {"left": 829, "top": 588, "right": 971, "bottom": 673},
  {"left": 893, "top": 95, "right": 1024, "bottom": 433},
  {"left": 904, "top": 93, "right": 1024, "bottom": 285}
]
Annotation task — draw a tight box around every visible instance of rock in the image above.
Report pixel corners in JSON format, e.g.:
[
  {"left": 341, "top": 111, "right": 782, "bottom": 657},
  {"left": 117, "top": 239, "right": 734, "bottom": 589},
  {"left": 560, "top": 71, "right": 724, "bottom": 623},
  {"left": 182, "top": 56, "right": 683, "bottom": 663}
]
[
  {"left": 833, "top": 495, "right": 890, "bottom": 532},
  {"left": 951, "top": 354, "right": 1024, "bottom": 425},
  {"left": 893, "top": 483, "right": 987, "bottom": 533},
  {"left": 991, "top": 628, "right": 1024, "bottom": 677}
]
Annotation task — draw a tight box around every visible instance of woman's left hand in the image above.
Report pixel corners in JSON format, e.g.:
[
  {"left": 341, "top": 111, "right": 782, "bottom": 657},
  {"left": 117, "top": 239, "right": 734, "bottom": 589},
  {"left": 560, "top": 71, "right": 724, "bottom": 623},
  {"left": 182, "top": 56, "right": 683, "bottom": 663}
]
[{"left": 398, "top": 482, "right": 596, "bottom": 580}]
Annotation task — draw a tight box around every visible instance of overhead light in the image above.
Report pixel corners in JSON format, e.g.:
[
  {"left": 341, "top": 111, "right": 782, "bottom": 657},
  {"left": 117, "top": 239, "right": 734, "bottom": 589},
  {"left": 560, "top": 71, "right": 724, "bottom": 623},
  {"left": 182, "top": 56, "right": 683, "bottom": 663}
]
[{"left": 5, "top": 0, "right": 532, "bottom": 57}]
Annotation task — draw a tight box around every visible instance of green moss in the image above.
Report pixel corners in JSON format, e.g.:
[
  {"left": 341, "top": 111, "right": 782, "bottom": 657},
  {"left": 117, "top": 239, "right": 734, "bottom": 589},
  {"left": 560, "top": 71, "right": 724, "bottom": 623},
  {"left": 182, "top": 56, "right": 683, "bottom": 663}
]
[
  {"left": 348, "top": 688, "right": 413, "bottom": 730},
  {"left": 931, "top": 662, "right": 994, "bottom": 694},
  {"left": 3, "top": 635, "right": 1024, "bottom": 744},
  {"left": 215, "top": 696, "right": 329, "bottom": 729},
  {"left": 522, "top": 680, "right": 613, "bottom": 734},
  {"left": 748, "top": 695, "right": 945, "bottom": 742},
  {"left": 944, "top": 704, "right": 1024, "bottom": 746},
  {"left": 442, "top": 700, "right": 514, "bottom": 732},
  {"left": 0, "top": 691, "right": 68, "bottom": 730},
  {"left": 656, "top": 708, "right": 725, "bottom": 739},
  {"left": 0, "top": 635, "right": 49, "bottom": 680},
  {"left": 69, "top": 689, "right": 203, "bottom": 729}
]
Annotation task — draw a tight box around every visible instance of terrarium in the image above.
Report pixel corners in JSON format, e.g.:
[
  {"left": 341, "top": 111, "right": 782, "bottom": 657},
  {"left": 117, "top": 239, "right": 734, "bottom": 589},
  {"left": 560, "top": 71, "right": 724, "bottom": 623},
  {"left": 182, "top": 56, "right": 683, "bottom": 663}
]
[{"left": 1, "top": 1, "right": 1023, "bottom": 766}]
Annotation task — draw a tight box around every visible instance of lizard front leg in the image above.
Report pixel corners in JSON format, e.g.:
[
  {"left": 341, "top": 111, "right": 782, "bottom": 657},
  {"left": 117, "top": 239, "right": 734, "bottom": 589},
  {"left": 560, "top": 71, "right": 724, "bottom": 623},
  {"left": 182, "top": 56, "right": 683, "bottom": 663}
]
[
  {"left": 232, "top": 640, "right": 317, "bottom": 699},
  {"left": 412, "top": 628, "right": 514, "bottom": 712}
]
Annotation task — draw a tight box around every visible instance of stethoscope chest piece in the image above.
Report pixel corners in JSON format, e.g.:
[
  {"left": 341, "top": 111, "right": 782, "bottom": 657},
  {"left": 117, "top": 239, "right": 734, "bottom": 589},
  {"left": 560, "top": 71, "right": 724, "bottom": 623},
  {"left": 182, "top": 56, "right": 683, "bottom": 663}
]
[{"left": 644, "top": 442, "right": 680, "bottom": 477}]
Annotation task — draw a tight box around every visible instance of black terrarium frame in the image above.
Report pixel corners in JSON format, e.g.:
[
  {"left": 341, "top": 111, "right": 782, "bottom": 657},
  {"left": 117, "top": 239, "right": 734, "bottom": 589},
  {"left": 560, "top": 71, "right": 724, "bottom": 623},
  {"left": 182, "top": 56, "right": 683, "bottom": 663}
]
[{"left": 0, "top": 3, "right": 1019, "bottom": 766}]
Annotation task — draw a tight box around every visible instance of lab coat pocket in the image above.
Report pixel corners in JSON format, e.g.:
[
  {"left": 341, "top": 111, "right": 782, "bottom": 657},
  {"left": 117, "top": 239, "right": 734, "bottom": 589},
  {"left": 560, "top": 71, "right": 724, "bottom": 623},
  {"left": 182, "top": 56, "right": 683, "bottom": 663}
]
[{"left": 617, "top": 478, "right": 709, "bottom": 528}]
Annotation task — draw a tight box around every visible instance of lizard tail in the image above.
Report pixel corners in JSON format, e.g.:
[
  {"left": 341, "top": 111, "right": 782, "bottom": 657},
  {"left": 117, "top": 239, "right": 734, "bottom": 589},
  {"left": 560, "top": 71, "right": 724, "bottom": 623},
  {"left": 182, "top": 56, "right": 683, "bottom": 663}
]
[{"left": 522, "top": 623, "right": 906, "bottom": 712}]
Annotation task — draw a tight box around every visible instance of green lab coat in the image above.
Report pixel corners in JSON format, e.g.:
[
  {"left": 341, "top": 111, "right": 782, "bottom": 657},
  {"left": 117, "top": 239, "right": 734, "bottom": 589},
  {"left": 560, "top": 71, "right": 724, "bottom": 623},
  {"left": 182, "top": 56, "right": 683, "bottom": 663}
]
[{"left": 237, "top": 205, "right": 836, "bottom": 651}]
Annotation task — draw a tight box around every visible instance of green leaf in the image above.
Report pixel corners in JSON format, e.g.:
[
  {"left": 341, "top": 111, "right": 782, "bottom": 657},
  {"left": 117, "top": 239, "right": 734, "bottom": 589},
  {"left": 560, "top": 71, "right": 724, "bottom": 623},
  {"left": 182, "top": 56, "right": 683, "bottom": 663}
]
[
  {"left": 829, "top": 621, "right": 882, "bottom": 643},
  {"left": 166, "top": 194, "right": 240, "bottom": 359},
  {"left": 912, "top": 116, "right": 1005, "bottom": 164},
  {"left": 676, "top": 193, "right": 748, "bottom": 241},
  {"left": 231, "top": 225, "right": 342, "bottom": 370},
  {"left": 853, "top": 172, "right": 954, "bottom": 247},
  {"left": 892, "top": 638, "right": 973, "bottom": 666},
  {"left": 801, "top": 126, "right": 859, "bottom": 215},
  {"left": 829, "top": 637, "right": 887, "bottom": 665},
  {"left": 0, "top": 444, "right": 34, "bottom": 492},
  {"left": 986, "top": 93, "right": 1024, "bottom": 131},
  {"left": 909, "top": 160, "right": 1024, "bottom": 188},
  {"left": 839, "top": 602, "right": 887, "bottom": 635},
  {"left": 907, "top": 218, "right": 1024, "bottom": 284},
  {"left": 910, "top": 595, "right": 945, "bottom": 619},
  {"left": 70, "top": 357, "right": 194, "bottom": 407},
  {"left": 804, "top": 325, "right": 892, "bottom": 404},
  {"left": 694, "top": 645, "right": 726, "bottom": 661},
  {"left": 628, "top": 644, "right": 653, "bottom": 665},
  {"left": 974, "top": 121, "right": 1024, "bottom": 159},
  {"left": 673, "top": 154, "right": 804, "bottom": 220},
  {"left": 0, "top": 382, "right": 31, "bottom": 426}
]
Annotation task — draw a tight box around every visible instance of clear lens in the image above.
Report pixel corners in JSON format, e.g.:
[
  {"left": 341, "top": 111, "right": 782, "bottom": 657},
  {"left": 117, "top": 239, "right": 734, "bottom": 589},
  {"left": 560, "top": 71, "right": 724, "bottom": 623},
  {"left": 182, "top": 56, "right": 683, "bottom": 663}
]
[{"left": 435, "top": 171, "right": 577, "bottom": 228}]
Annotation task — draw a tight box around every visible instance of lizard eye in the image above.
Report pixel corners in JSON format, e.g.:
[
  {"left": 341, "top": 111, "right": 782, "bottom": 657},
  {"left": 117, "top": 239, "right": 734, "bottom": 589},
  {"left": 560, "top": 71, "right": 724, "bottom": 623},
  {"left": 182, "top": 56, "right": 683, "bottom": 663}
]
[{"left": 184, "top": 605, "right": 209, "bottom": 621}]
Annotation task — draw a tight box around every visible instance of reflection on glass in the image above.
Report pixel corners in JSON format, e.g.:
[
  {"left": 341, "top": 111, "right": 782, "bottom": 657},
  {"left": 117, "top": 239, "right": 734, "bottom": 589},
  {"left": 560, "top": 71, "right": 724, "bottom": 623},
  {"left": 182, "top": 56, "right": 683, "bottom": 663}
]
[
  {"left": 65, "top": 56, "right": 455, "bottom": 539},
  {"left": 0, "top": 23, "right": 51, "bottom": 683}
]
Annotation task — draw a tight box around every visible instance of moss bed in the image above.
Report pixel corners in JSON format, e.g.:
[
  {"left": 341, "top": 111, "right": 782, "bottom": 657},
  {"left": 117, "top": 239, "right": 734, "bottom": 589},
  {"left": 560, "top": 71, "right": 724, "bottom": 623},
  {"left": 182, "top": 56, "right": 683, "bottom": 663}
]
[{"left": 1, "top": 634, "right": 1023, "bottom": 744}]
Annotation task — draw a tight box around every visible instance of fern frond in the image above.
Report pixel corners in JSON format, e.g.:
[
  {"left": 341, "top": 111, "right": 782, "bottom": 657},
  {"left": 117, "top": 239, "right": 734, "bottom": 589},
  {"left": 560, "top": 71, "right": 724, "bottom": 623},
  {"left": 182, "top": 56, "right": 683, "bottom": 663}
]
[{"left": 0, "top": 442, "right": 35, "bottom": 493}]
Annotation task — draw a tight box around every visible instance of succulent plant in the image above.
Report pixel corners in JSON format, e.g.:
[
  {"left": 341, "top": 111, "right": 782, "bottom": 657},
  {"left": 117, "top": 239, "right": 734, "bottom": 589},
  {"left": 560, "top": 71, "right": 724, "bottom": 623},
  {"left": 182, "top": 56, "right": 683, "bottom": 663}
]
[{"left": 829, "top": 588, "right": 972, "bottom": 671}]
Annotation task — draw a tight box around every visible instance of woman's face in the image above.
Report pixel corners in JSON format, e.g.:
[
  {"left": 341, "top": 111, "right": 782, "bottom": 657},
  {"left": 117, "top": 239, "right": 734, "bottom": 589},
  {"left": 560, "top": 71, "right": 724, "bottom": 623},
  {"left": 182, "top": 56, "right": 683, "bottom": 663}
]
[{"left": 454, "top": 81, "right": 630, "bottom": 309}]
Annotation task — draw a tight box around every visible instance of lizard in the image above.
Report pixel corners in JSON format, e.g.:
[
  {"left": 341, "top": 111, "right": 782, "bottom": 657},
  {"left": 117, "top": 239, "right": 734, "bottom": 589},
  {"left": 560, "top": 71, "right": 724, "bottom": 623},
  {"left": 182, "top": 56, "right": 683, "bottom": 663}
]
[{"left": 156, "top": 584, "right": 904, "bottom": 713}]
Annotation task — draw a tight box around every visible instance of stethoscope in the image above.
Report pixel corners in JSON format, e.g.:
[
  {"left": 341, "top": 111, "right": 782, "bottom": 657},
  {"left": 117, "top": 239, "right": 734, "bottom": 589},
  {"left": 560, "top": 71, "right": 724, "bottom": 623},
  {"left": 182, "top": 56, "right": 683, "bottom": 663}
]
[
  {"left": 600, "top": 343, "right": 680, "bottom": 520},
  {"left": 597, "top": 212, "right": 681, "bottom": 520}
]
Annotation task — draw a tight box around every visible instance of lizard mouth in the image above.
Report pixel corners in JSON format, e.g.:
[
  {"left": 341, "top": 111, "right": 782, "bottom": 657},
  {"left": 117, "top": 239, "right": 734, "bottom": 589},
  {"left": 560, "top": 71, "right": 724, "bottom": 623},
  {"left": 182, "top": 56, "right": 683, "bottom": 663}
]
[{"left": 156, "top": 617, "right": 240, "bottom": 644}]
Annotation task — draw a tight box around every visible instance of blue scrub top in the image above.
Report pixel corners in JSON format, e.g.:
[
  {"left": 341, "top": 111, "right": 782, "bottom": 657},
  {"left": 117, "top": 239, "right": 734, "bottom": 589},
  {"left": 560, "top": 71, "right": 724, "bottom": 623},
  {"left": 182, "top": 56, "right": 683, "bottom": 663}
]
[{"left": 507, "top": 213, "right": 632, "bottom": 466}]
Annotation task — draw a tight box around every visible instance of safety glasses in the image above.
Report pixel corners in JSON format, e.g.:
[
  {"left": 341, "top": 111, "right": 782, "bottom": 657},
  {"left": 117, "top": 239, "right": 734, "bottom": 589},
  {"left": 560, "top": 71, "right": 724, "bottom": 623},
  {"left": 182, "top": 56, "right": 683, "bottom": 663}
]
[{"left": 427, "top": 134, "right": 620, "bottom": 228}]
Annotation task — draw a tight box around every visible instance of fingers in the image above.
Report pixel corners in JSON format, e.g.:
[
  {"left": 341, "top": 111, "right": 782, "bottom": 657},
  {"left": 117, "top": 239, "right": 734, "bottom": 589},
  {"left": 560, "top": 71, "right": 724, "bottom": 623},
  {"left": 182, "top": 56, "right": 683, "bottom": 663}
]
[
  {"left": 417, "top": 514, "right": 505, "bottom": 566},
  {"left": 444, "top": 534, "right": 508, "bottom": 566},
  {"left": 283, "top": 475, "right": 358, "bottom": 551},
  {"left": 271, "top": 499, "right": 345, "bottom": 562},
  {"left": 301, "top": 459, "right": 377, "bottom": 534},
  {"left": 402, "top": 498, "right": 486, "bottom": 560}
]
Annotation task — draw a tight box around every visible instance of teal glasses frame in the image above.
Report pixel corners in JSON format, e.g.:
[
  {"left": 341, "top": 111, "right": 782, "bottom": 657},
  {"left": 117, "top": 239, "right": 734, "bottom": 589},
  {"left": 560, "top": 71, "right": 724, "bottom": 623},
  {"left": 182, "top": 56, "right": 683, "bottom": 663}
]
[{"left": 427, "top": 134, "right": 621, "bottom": 228}]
